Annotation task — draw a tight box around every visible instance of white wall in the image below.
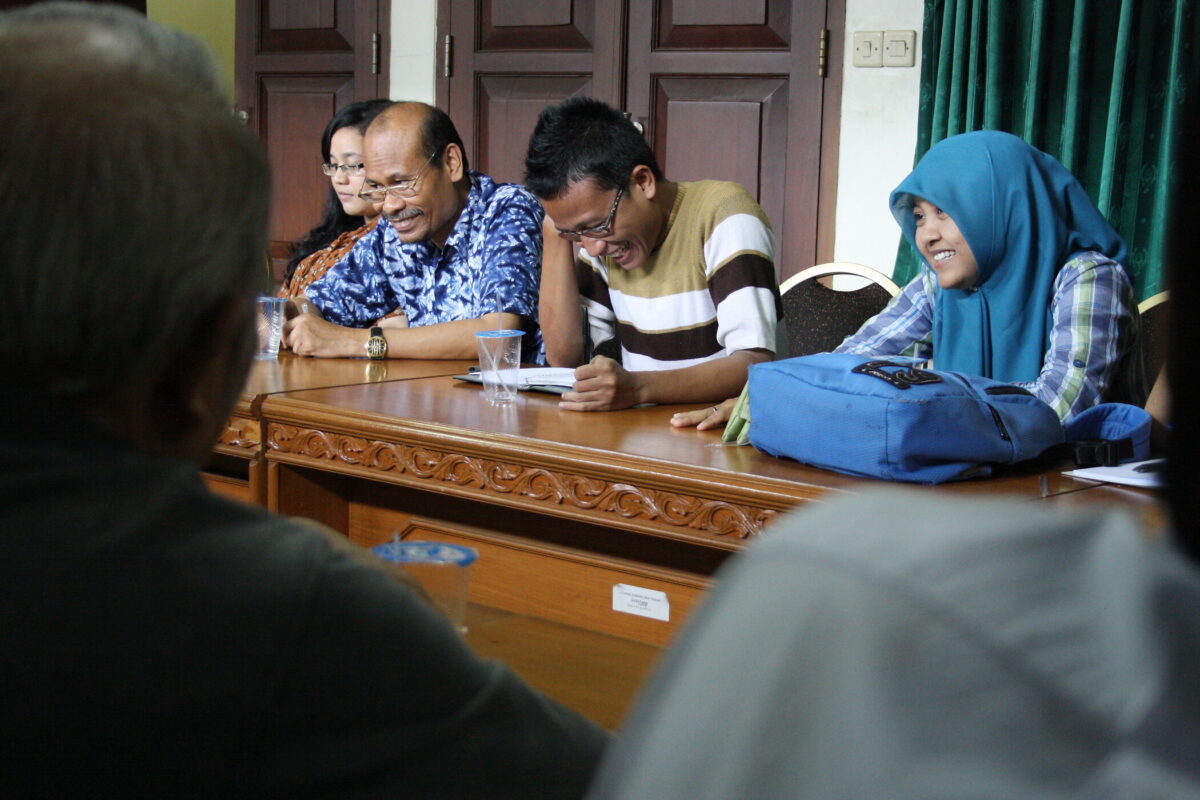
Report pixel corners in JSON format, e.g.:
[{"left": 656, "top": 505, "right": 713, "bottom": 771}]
[
  {"left": 389, "top": 0, "right": 924, "bottom": 274},
  {"left": 389, "top": 1, "right": 437, "bottom": 103},
  {"left": 832, "top": 0, "right": 924, "bottom": 274}
]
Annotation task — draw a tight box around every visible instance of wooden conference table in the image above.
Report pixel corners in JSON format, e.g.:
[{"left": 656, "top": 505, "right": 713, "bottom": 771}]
[
  {"left": 209, "top": 354, "right": 468, "bottom": 505},
  {"left": 206, "top": 352, "right": 1162, "bottom": 726}
]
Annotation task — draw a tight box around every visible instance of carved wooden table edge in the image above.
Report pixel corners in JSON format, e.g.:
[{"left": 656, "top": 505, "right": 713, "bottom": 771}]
[
  {"left": 262, "top": 397, "right": 836, "bottom": 500},
  {"left": 260, "top": 405, "right": 843, "bottom": 547},
  {"left": 213, "top": 413, "right": 261, "bottom": 457}
]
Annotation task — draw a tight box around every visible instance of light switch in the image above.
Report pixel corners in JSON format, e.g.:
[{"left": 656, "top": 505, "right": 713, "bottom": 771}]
[
  {"left": 883, "top": 30, "right": 916, "bottom": 67},
  {"left": 852, "top": 31, "right": 884, "bottom": 68}
]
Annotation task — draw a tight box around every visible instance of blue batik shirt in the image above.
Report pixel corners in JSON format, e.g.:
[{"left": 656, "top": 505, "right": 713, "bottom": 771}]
[{"left": 306, "top": 171, "right": 545, "bottom": 363}]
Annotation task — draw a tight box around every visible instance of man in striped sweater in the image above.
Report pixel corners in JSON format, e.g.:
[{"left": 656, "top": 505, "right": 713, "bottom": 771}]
[{"left": 525, "top": 97, "right": 780, "bottom": 411}]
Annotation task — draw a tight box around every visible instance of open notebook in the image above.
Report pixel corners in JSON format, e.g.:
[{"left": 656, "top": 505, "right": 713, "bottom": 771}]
[{"left": 454, "top": 367, "right": 576, "bottom": 396}]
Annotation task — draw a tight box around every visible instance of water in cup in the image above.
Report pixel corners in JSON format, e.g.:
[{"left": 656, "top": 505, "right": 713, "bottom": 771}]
[{"left": 255, "top": 296, "right": 285, "bottom": 359}]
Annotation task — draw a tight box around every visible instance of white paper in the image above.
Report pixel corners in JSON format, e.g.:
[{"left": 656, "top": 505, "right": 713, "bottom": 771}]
[
  {"left": 514, "top": 367, "right": 576, "bottom": 388},
  {"left": 1063, "top": 458, "right": 1164, "bottom": 489},
  {"left": 612, "top": 583, "right": 670, "bottom": 622}
]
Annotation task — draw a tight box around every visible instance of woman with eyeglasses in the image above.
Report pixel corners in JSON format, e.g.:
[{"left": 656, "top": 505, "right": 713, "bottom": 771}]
[{"left": 279, "top": 99, "right": 393, "bottom": 299}]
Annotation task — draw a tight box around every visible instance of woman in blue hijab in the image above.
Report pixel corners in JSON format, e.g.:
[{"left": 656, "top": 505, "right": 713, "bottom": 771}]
[
  {"left": 848, "top": 130, "right": 1144, "bottom": 420},
  {"left": 673, "top": 130, "right": 1145, "bottom": 430}
]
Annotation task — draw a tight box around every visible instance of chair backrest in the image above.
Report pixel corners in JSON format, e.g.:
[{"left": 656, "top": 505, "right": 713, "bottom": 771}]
[
  {"left": 778, "top": 262, "right": 901, "bottom": 358},
  {"left": 1138, "top": 290, "right": 1170, "bottom": 381}
]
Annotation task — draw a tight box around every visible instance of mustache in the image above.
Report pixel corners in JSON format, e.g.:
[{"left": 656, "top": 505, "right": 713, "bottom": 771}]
[{"left": 385, "top": 208, "right": 422, "bottom": 222}]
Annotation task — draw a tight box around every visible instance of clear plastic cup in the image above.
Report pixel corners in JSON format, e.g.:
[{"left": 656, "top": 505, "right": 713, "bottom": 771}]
[
  {"left": 372, "top": 538, "right": 478, "bottom": 633},
  {"left": 254, "top": 296, "right": 285, "bottom": 359},
  {"left": 474, "top": 329, "right": 523, "bottom": 403}
]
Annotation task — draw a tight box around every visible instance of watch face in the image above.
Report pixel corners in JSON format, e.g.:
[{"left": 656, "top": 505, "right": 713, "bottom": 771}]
[{"left": 367, "top": 336, "right": 386, "bottom": 359}]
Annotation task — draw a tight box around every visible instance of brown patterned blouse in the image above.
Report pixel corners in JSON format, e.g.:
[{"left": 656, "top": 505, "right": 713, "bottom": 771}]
[{"left": 278, "top": 222, "right": 374, "bottom": 300}]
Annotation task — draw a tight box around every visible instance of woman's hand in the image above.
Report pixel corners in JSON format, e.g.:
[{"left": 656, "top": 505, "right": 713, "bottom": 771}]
[{"left": 670, "top": 398, "right": 737, "bottom": 430}]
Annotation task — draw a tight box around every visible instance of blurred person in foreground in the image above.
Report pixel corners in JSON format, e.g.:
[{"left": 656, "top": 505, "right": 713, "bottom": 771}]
[
  {"left": 0, "top": 5, "right": 605, "bottom": 798},
  {"left": 585, "top": 107, "right": 1200, "bottom": 800}
]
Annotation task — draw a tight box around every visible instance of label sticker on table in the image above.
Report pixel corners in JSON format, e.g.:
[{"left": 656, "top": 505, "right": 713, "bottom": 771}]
[{"left": 612, "top": 584, "right": 670, "bottom": 622}]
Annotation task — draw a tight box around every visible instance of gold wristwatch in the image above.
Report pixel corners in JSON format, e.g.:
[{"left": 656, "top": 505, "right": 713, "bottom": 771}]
[{"left": 366, "top": 326, "right": 387, "bottom": 360}]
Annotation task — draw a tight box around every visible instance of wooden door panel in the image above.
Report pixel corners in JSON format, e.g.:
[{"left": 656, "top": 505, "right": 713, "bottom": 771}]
[
  {"left": 444, "top": 0, "right": 623, "bottom": 178},
  {"left": 267, "top": 0, "right": 336, "bottom": 31},
  {"left": 653, "top": 77, "right": 788, "bottom": 235},
  {"left": 490, "top": 1, "right": 573, "bottom": 27},
  {"left": 260, "top": 76, "right": 355, "bottom": 246},
  {"left": 477, "top": 75, "right": 594, "bottom": 185},
  {"left": 479, "top": 0, "right": 596, "bottom": 50},
  {"left": 658, "top": 0, "right": 790, "bottom": 49},
  {"left": 627, "top": 0, "right": 833, "bottom": 277},
  {"left": 237, "top": 0, "right": 387, "bottom": 280},
  {"left": 440, "top": 0, "right": 841, "bottom": 275},
  {"left": 262, "top": 0, "right": 348, "bottom": 44},
  {"left": 672, "top": 0, "right": 765, "bottom": 25}
]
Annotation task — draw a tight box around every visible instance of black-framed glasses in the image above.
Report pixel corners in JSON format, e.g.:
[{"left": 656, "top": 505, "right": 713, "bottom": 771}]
[
  {"left": 555, "top": 185, "right": 625, "bottom": 242},
  {"left": 357, "top": 152, "right": 437, "bottom": 202},
  {"left": 321, "top": 162, "right": 365, "bottom": 177}
]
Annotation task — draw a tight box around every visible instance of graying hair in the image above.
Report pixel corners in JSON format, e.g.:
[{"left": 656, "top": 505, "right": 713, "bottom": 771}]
[
  {"left": 0, "top": 1, "right": 224, "bottom": 97},
  {"left": 0, "top": 11, "right": 268, "bottom": 407}
]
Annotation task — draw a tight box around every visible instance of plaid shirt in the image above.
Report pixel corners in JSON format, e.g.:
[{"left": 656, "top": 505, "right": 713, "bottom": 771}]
[
  {"left": 835, "top": 252, "right": 1136, "bottom": 421},
  {"left": 305, "top": 173, "right": 545, "bottom": 363}
]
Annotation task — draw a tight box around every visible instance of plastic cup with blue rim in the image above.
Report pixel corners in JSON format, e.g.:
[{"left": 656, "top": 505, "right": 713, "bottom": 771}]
[
  {"left": 474, "top": 329, "right": 523, "bottom": 403},
  {"left": 372, "top": 537, "right": 478, "bottom": 633}
]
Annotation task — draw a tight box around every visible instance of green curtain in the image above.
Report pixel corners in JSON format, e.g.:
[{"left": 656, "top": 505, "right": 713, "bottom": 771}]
[{"left": 894, "top": 0, "right": 1198, "bottom": 301}]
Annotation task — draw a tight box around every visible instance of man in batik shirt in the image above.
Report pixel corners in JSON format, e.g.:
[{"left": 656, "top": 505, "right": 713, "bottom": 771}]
[{"left": 285, "top": 102, "right": 544, "bottom": 363}]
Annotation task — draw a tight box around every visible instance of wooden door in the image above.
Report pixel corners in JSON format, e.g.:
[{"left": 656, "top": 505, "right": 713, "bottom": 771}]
[
  {"left": 441, "top": 0, "right": 626, "bottom": 186},
  {"left": 627, "top": 1, "right": 836, "bottom": 276},
  {"left": 439, "top": 0, "right": 842, "bottom": 277},
  {"left": 236, "top": 0, "right": 389, "bottom": 281}
]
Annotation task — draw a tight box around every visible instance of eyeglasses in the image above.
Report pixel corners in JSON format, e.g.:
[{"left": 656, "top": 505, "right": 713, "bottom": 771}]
[
  {"left": 321, "top": 162, "right": 365, "bottom": 177},
  {"left": 555, "top": 185, "right": 625, "bottom": 241},
  {"left": 357, "top": 152, "right": 437, "bottom": 202}
]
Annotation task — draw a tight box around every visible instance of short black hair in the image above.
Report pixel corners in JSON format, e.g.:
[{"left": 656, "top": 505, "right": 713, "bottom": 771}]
[
  {"left": 421, "top": 103, "right": 470, "bottom": 176},
  {"left": 524, "top": 96, "right": 662, "bottom": 200}
]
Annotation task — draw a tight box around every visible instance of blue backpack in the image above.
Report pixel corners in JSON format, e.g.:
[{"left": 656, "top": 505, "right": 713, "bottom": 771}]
[{"left": 743, "top": 354, "right": 1149, "bottom": 484}]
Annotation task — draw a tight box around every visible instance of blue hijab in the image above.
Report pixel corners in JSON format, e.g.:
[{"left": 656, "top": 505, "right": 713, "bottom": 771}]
[{"left": 890, "top": 131, "right": 1128, "bottom": 383}]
